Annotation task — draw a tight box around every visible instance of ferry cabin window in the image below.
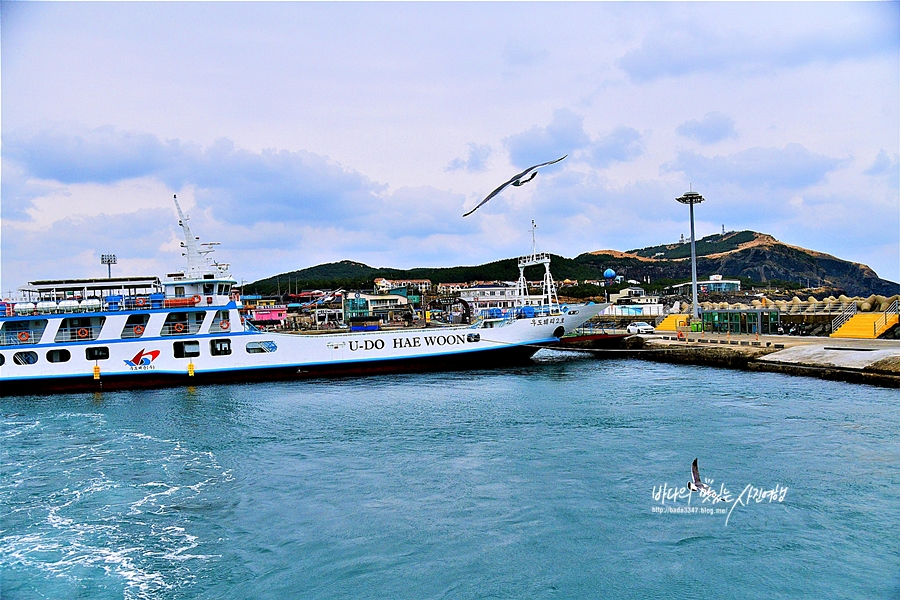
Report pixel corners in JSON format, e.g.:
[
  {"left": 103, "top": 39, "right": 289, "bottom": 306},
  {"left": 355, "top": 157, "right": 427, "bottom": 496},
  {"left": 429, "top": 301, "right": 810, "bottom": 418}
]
[
  {"left": 13, "top": 351, "right": 39, "bottom": 365},
  {"left": 4, "top": 320, "right": 48, "bottom": 345},
  {"left": 0, "top": 353, "right": 4, "bottom": 366},
  {"left": 85, "top": 347, "right": 110, "bottom": 361},
  {"left": 163, "top": 311, "right": 204, "bottom": 335},
  {"left": 246, "top": 341, "right": 278, "bottom": 354},
  {"left": 210, "top": 339, "right": 232, "bottom": 356},
  {"left": 175, "top": 286, "right": 185, "bottom": 298},
  {"left": 174, "top": 340, "right": 200, "bottom": 359},
  {"left": 55, "top": 317, "right": 106, "bottom": 342},
  {"left": 203, "top": 283, "right": 215, "bottom": 295},
  {"left": 47, "top": 349, "right": 71, "bottom": 363},
  {"left": 122, "top": 314, "right": 150, "bottom": 338},
  {"left": 211, "top": 310, "right": 232, "bottom": 332}
]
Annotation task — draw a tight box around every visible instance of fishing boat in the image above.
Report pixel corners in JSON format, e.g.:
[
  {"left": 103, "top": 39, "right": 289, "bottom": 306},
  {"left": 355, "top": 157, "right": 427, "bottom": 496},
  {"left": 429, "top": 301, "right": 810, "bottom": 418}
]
[{"left": 0, "top": 198, "right": 607, "bottom": 395}]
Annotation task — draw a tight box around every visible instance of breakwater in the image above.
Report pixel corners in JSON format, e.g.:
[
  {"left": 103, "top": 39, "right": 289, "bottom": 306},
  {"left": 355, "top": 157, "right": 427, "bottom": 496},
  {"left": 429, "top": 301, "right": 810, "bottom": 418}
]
[{"left": 561, "top": 334, "right": 900, "bottom": 388}]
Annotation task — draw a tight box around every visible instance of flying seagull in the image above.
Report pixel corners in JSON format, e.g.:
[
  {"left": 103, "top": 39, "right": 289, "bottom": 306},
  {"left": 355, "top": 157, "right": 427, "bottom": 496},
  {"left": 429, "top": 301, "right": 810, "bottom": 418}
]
[
  {"left": 462, "top": 155, "right": 567, "bottom": 217},
  {"left": 687, "top": 458, "right": 722, "bottom": 501}
]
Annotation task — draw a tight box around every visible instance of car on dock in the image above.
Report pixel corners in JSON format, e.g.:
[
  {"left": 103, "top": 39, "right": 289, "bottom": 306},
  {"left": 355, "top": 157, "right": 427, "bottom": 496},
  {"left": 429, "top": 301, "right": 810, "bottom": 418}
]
[{"left": 626, "top": 321, "right": 655, "bottom": 334}]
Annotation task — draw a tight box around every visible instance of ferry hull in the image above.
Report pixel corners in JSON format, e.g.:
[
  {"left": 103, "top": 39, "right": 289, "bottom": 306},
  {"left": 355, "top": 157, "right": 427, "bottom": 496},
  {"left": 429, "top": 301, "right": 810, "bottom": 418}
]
[
  {"left": 2, "top": 299, "right": 607, "bottom": 396},
  {"left": 1, "top": 343, "right": 543, "bottom": 396}
]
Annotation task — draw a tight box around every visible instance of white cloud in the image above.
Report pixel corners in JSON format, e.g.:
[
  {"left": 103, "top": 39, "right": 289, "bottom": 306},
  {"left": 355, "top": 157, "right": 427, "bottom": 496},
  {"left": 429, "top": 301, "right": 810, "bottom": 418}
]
[
  {"left": 446, "top": 144, "right": 492, "bottom": 173},
  {"left": 663, "top": 144, "right": 847, "bottom": 191},
  {"left": 676, "top": 112, "right": 737, "bottom": 144},
  {"left": 1, "top": 2, "right": 897, "bottom": 290}
]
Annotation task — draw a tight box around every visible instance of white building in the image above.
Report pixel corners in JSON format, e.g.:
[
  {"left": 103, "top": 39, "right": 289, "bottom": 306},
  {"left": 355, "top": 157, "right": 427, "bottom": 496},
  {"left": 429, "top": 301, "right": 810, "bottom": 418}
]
[
  {"left": 458, "top": 283, "right": 519, "bottom": 311},
  {"left": 344, "top": 292, "right": 410, "bottom": 321},
  {"left": 373, "top": 278, "right": 432, "bottom": 293},
  {"left": 668, "top": 274, "right": 741, "bottom": 294},
  {"left": 458, "top": 282, "right": 556, "bottom": 312},
  {"left": 435, "top": 282, "right": 466, "bottom": 294},
  {"left": 610, "top": 286, "right": 660, "bottom": 305}
]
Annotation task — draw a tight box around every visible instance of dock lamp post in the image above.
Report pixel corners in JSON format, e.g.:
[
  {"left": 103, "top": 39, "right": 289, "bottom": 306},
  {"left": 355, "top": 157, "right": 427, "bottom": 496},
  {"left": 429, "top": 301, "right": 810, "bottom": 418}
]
[
  {"left": 101, "top": 254, "right": 117, "bottom": 278},
  {"left": 675, "top": 190, "right": 705, "bottom": 322}
]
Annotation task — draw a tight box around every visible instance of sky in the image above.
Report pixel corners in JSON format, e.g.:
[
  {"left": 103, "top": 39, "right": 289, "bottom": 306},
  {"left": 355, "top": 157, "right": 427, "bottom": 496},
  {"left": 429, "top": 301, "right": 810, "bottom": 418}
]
[{"left": 2, "top": 1, "right": 898, "bottom": 293}]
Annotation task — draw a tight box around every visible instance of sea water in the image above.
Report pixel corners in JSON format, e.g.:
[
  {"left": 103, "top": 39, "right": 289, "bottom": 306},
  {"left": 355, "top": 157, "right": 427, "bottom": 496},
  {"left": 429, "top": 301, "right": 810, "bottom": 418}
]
[{"left": 2, "top": 351, "right": 898, "bottom": 599}]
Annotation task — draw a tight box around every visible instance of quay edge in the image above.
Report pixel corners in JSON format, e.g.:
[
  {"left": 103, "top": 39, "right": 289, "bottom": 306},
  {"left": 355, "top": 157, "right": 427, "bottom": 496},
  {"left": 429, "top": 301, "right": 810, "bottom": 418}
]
[{"left": 561, "top": 333, "right": 900, "bottom": 388}]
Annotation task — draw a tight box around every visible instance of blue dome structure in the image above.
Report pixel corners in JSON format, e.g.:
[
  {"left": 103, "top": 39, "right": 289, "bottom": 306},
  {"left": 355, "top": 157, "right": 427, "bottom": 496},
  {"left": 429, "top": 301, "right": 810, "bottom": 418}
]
[{"left": 603, "top": 268, "right": 616, "bottom": 279}]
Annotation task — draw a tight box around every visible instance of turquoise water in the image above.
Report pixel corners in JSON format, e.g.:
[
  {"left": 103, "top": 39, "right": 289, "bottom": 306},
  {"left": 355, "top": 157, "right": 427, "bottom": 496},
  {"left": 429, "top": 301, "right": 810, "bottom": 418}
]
[{"left": 2, "top": 352, "right": 898, "bottom": 599}]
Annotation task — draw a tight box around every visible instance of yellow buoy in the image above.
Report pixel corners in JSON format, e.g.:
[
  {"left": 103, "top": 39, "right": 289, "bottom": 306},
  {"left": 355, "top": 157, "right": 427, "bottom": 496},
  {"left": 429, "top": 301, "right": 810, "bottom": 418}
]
[
  {"left": 188, "top": 362, "right": 195, "bottom": 377},
  {"left": 93, "top": 365, "right": 101, "bottom": 380}
]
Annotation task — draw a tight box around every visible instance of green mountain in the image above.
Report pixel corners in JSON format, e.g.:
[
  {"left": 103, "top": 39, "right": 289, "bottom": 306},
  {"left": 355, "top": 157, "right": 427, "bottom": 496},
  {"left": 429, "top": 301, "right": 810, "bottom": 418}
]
[{"left": 246, "top": 231, "right": 899, "bottom": 298}]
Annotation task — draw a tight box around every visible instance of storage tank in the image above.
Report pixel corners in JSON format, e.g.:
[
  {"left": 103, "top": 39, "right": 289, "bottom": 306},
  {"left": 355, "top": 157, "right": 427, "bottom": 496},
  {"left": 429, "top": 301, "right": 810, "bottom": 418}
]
[{"left": 105, "top": 295, "right": 123, "bottom": 311}]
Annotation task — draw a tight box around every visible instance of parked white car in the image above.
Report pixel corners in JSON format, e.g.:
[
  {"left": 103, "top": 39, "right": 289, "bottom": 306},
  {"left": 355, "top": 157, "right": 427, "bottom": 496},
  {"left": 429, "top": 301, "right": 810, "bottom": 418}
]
[{"left": 626, "top": 321, "right": 655, "bottom": 334}]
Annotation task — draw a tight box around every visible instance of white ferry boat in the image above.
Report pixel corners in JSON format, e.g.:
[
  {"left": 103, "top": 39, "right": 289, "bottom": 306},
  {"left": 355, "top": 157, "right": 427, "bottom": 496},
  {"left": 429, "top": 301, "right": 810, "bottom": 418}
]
[{"left": 0, "top": 199, "right": 607, "bottom": 395}]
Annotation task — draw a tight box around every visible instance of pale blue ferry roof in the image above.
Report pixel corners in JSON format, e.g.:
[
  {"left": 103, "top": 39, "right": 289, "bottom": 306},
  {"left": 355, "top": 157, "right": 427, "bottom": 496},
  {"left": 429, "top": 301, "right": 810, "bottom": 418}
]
[{"left": 20, "top": 277, "right": 162, "bottom": 299}]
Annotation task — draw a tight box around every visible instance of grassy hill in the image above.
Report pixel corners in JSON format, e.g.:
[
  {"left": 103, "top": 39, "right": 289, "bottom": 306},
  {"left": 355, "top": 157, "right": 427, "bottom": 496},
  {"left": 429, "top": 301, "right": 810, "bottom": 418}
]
[{"left": 245, "top": 231, "right": 899, "bottom": 298}]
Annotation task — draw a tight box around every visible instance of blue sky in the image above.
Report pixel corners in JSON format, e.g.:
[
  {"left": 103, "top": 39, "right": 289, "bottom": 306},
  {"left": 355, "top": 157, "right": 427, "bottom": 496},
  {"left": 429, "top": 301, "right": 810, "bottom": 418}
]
[{"left": 2, "top": 1, "right": 898, "bottom": 292}]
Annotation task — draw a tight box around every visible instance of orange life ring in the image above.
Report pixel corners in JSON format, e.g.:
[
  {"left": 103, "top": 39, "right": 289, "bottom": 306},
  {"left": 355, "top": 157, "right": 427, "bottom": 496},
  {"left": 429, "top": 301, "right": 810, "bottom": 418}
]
[
  {"left": 192, "top": 295, "right": 201, "bottom": 304},
  {"left": 173, "top": 323, "right": 186, "bottom": 333},
  {"left": 136, "top": 297, "right": 147, "bottom": 306},
  {"left": 676, "top": 330, "right": 685, "bottom": 340},
  {"left": 17, "top": 331, "right": 30, "bottom": 342},
  {"left": 77, "top": 327, "right": 89, "bottom": 339},
  {"left": 220, "top": 320, "right": 230, "bottom": 330},
  {"left": 133, "top": 325, "right": 145, "bottom": 335}
]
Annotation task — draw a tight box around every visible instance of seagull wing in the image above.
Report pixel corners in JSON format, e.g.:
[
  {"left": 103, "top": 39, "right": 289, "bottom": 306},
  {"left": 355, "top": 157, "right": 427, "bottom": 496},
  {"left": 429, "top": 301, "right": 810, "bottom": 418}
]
[
  {"left": 512, "top": 172, "right": 537, "bottom": 187},
  {"left": 463, "top": 177, "right": 520, "bottom": 217},
  {"left": 462, "top": 155, "right": 567, "bottom": 217},
  {"left": 691, "top": 458, "right": 702, "bottom": 486}
]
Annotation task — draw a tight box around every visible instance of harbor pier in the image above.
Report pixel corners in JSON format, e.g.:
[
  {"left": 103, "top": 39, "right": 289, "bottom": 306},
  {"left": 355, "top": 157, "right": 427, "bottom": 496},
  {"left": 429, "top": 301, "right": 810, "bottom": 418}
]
[{"left": 561, "top": 332, "right": 900, "bottom": 388}]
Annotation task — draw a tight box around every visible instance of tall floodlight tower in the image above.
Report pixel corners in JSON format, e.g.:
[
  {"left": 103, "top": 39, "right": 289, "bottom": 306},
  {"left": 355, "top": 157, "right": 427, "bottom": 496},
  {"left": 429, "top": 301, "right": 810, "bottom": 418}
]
[
  {"left": 675, "top": 189, "right": 705, "bottom": 321},
  {"left": 101, "top": 254, "right": 117, "bottom": 278}
]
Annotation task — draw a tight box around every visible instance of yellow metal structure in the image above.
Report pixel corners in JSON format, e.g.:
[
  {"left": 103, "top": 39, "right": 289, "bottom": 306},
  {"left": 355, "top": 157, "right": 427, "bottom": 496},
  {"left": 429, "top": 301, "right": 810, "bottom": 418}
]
[
  {"left": 830, "top": 313, "right": 899, "bottom": 339},
  {"left": 656, "top": 314, "right": 690, "bottom": 332}
]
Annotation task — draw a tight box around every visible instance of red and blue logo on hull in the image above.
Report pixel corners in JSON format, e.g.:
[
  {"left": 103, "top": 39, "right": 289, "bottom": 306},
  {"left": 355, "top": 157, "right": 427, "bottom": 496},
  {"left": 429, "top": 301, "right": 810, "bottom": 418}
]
[{"left": 124, "top": 349, "right": 160, "bottom": 367}]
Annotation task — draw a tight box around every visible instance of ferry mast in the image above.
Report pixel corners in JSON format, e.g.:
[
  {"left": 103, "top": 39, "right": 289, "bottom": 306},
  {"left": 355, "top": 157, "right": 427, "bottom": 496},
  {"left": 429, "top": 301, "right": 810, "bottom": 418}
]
[
  {"left": 515, "top": 220, "right": 560, "bottom": 314},
  {"left": 173, "top": 195, "right": 230, "bottom": 278}
]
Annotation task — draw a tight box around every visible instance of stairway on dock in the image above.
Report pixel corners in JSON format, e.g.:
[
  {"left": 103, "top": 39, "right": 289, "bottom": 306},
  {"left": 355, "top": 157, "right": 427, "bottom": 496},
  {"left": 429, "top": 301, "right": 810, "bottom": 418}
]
[
  {"left": 655, "top": 314, "right": 689, "bottom": 332},
  {"left": 831, "top": 312, "right": 899, "bottom": 339}
]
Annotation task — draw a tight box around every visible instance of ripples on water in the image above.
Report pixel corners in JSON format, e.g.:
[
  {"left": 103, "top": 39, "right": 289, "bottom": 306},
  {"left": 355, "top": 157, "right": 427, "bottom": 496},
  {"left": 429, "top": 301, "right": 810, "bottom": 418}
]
[{"left": 2, "top": 352, "right": 898, "bottom": 599}]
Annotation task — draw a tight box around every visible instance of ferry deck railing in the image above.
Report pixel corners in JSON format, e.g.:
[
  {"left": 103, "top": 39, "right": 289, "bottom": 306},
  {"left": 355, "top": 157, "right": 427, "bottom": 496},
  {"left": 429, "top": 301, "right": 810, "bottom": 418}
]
[
  {"left": 1, "top": 328, "right": 44, "bottom": 346},
  {"left": 54, "top": 324, "right": 104, "bottom": 342},
  {"left": 1, "top": 292, "right": 228, "bottom": 316},
  {"left": 161, "top": 321, "right": 203, "bottom": 336}
]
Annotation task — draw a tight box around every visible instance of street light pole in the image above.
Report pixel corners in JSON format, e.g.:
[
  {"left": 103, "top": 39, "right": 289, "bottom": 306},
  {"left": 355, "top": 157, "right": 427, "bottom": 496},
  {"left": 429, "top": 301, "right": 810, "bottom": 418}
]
[{"left": 675, "top": 190, "right": 705, "bottom": 322}]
